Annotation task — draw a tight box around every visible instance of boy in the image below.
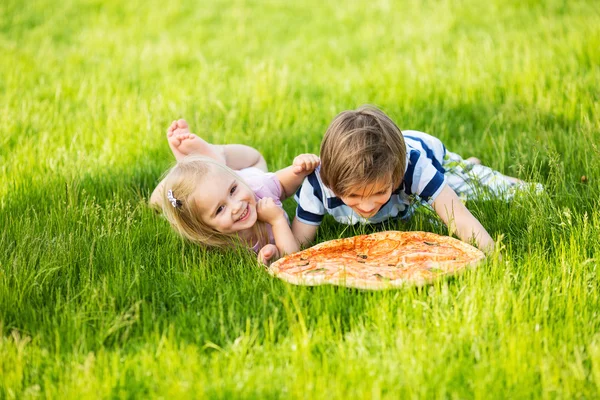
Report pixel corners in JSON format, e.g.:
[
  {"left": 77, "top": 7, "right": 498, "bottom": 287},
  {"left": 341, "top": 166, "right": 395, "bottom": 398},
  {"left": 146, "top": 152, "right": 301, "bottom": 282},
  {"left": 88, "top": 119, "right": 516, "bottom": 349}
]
[{"left": 259, "top": 105, "right": 535, "bottom": 264}]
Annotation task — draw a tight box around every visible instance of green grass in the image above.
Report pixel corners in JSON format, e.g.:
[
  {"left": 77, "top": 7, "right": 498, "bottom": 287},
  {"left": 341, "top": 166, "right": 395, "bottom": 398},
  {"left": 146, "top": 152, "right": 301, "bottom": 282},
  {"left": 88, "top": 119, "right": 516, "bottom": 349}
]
[{"left": 1, "top": 0, "right": 600, "bottom": 397}]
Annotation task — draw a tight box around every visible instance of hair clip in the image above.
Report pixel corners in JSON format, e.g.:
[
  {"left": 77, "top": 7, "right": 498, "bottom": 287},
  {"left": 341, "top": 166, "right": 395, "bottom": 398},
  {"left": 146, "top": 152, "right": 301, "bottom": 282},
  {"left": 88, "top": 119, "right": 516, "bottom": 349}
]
[{"left": 167, "top": 190, "right": 181, "bottom": 208}]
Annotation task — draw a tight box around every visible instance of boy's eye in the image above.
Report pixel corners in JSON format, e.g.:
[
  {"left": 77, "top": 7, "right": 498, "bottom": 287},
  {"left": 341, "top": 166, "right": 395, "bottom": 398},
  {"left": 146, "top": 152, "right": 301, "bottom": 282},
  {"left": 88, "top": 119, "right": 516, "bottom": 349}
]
[
  {"left": 230, "top": 185, "right": 237, "bottom": 195},
  {"left": 216, "top": 205, "right": 224, "bottom": 215}
]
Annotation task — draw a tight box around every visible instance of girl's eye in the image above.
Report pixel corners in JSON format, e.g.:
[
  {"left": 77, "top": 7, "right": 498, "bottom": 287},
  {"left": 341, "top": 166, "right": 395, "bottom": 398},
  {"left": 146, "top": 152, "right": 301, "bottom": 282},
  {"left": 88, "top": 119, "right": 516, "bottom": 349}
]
[
  {"left": 230, "top": 185, "right": 237, "bottom": 195},
  {"left": 216, "top": 205, "right": 224, "bottom": 215}
]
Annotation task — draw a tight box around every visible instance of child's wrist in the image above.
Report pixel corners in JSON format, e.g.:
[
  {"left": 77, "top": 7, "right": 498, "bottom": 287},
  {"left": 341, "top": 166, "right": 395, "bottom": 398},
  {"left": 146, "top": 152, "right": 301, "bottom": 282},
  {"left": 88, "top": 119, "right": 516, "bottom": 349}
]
[{"left": 270, "top": 215, "right": 288, "bottom": 228}]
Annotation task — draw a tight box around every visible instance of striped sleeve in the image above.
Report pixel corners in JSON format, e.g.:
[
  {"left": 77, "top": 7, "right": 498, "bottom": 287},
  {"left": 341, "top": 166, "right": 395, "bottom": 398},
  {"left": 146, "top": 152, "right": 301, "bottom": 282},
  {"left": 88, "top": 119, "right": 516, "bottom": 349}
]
[
  {"left": 294, "top": 172, "right": 326, "bottom": 226},
  {"left": 405, "top": 149, "right": 447, "bottom": 203}
]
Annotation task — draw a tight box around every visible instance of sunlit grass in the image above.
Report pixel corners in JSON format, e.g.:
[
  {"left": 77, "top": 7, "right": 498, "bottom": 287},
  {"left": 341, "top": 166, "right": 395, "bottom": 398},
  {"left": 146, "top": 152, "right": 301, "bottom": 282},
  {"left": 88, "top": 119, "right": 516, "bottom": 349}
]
[{"left": 1, "top": 0, "right": 599, "bottom": 397}]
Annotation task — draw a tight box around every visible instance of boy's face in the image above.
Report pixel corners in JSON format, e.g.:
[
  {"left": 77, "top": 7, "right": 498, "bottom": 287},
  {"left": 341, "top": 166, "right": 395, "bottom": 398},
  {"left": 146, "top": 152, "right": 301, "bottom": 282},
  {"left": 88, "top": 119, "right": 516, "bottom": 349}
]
[{"left": 338, "top": 180, "right": 393, "bottom": 218}]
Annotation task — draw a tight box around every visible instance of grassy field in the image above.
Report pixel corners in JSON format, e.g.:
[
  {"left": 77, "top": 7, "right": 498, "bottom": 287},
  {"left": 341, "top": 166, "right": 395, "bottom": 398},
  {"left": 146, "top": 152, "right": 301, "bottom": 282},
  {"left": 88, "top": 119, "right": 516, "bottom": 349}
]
[{"left": 1, "top": 0, "right": 600, "bottom": 397}]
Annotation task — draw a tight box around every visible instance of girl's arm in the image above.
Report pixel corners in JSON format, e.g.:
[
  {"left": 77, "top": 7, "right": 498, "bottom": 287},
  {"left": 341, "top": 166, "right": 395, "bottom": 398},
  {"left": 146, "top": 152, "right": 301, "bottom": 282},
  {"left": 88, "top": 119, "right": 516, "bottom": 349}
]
[
  {"left": 258, "top": 217, "right": 319, "bottom": 265},
  {"left": 431, "top": 184, "right": 495, "bottom": 254},
  {"left": 275, "top": 154, "right": 320, "bottom": 200},
  {"left": 256, "top": 198, "right": 300, "bottom": 256}
]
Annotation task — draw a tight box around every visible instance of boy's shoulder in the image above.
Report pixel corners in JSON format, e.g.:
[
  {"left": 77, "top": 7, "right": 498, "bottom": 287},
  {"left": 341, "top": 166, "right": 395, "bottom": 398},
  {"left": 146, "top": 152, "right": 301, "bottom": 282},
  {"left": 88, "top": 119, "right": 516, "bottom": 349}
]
[
  {"left": 402, "top": 130, "right": 445, "bottom": 148},
  {"left": 402, "top": 130, "right": 447, "bottom": 164},
  {"left": 296, "top": 167, "right": 336, "bottom": 204}
]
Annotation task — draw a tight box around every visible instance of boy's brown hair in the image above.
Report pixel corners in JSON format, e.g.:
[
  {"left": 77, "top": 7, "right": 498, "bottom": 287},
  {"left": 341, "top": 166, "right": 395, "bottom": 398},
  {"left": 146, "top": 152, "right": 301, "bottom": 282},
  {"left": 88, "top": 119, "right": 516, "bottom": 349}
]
[{"left": 320, "top": 105, "right": 406, "bottom": 196}]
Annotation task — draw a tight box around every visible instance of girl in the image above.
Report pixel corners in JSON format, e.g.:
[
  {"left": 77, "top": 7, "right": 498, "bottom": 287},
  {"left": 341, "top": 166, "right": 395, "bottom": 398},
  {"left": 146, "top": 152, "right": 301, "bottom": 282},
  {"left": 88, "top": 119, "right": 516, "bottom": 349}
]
[{"left": 153, "top": 119, "right": 319, "bottom": 260}]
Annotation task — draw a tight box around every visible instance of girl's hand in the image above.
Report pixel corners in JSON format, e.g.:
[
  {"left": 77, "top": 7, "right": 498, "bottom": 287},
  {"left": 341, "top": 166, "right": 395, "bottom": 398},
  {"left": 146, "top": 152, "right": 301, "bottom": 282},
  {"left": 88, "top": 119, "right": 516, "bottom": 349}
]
[
  {"left": 256, "top": 197, "right": 286, "bottom": 225},
  {"left": 257, "top": 244, "right": 280, "bottom": 266},
  {"left": 292, "top": 154, "right": 320, "bottom": 175}
]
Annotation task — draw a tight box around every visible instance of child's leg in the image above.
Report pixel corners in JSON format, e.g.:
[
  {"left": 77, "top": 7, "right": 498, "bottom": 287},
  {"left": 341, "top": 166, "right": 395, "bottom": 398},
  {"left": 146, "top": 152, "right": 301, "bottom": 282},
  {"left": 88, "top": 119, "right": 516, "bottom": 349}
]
[
  {"left": 443, "top": 152, "right": 540, "bottom": 201},
  {"left": 221, "top": 144, "right": 268, "bottom": 172},
  {"left": 167, "top": 119, "right": 267, "bottom": 171}
]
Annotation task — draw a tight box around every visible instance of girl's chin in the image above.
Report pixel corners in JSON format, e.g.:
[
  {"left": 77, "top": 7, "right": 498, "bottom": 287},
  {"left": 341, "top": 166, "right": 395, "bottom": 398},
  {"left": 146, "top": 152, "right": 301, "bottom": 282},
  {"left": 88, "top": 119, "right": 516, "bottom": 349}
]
[
  {"left": 247, "top": 214, "right": 258, "bottom": 226},
  {"left": 238, "top": 213, "right": 257, "bottom": 229}
]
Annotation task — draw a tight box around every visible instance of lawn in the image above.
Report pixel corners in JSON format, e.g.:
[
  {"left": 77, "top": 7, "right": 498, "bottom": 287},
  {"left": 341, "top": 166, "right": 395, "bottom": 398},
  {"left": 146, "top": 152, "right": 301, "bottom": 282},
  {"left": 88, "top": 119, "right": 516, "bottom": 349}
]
[{"left": 1, "top": 0, "right": 599, "bottom": 398}]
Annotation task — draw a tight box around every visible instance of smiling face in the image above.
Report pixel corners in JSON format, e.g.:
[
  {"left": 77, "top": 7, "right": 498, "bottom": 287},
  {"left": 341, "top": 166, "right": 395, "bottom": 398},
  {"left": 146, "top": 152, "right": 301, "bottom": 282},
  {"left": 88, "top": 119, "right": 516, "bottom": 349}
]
[
  {"left": 193, "top": 165, "right": 257, "bottom": 234},
  {"left": 338, "top": 180, "right": 393, "bottom": 218}
]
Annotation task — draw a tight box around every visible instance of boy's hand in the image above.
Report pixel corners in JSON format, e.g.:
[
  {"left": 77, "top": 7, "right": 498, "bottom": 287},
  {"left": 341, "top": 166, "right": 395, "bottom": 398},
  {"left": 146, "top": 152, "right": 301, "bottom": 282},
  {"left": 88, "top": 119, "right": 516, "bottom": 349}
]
[
  {"left": 257, "top": 244, "right": 280, "bottom": 266},
  {"left": 292, "top": 154, "right": 320, "bottom": 175},
  {"left": 256, "top": 197, "right": 286, "bottom": 225}
]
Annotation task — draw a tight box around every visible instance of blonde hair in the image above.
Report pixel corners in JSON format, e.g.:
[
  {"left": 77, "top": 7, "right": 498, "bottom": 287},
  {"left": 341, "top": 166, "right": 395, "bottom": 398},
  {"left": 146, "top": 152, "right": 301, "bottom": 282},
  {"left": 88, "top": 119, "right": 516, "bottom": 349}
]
[
  {"left": 320, "top": 105, "right": 407, "bottom": 196},
  {"left": 158, "top": 156, "right": 267, "bottom": 249}
]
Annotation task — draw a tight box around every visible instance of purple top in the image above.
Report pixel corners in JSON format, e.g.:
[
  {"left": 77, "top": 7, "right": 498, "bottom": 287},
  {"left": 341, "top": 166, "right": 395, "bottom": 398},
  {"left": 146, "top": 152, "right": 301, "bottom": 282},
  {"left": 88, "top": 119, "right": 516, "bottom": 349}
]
[{"left": 236, "top": 168, "right": 285, "bottom": 253}]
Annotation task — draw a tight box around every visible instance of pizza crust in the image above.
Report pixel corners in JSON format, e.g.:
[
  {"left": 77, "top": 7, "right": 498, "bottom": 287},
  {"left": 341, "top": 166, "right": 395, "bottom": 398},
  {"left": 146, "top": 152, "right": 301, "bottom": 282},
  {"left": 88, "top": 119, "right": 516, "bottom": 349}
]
[{"left": 268, "top": 231, "right": 485, "bottom": 289}]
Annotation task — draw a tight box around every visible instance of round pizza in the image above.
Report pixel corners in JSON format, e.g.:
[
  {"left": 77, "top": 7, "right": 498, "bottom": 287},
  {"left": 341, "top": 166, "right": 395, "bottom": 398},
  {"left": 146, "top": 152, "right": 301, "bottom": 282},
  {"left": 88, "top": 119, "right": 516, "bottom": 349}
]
[{"left": 268, "top": 231, "right": 485, "bottom": 289}]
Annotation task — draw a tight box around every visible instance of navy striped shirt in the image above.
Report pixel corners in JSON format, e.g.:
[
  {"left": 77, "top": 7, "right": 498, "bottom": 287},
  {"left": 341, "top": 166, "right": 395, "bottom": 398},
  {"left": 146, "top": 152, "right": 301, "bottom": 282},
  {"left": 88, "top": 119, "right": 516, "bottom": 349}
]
[{"left": 295, "top": 130, "right": 447, "bottom": 226}]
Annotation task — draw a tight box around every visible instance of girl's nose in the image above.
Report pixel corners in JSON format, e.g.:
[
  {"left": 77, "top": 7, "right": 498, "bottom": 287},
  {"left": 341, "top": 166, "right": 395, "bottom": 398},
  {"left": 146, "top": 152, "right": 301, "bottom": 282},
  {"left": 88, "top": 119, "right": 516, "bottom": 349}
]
[{"left": 230, "top": 200, "right": 243, "bottom": 215}]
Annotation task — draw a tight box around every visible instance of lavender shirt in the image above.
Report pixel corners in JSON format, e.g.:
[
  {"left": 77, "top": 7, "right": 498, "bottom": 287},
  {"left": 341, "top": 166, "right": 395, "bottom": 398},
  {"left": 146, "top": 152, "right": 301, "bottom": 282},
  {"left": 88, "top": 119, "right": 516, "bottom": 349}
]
[{"left": 236, "top": 168, "right": 285, "bottom": 253}]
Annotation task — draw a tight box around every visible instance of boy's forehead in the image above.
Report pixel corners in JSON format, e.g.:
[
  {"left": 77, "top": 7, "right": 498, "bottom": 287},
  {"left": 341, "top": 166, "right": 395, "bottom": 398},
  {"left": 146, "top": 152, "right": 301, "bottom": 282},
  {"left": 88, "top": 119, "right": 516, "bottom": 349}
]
[{"left": 345, "top": 179, "right": 393, "bottom": 196}]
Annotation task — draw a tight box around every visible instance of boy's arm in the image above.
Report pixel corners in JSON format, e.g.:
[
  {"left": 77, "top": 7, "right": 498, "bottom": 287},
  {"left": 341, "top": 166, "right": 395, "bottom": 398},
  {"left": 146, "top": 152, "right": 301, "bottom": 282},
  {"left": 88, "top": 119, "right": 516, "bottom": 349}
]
[
  {"left": 292, "top": 217, "right": 318, "bottom": 247},
  {"left": 275, "top": 154, "right": 320, "bottom": 200},
  {"left": 431, "top": 184, "right": 495, "bottom": 254}
]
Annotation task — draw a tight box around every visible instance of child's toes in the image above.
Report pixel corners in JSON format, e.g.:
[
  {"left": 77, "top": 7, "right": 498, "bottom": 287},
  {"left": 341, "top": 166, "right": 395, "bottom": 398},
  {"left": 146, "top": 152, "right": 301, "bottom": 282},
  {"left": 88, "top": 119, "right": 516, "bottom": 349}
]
[
  {"left": 176, "top": 119, "right": 190, "bottom": 131},
  {"left": 167, "top": 120, "right": 178, "bottom": 136},
  {"left": 168, "top": 134, "right": 182, "bottom": 145},
  {"left": 173, "top": 133, "right": 190, "bottom": 142}
]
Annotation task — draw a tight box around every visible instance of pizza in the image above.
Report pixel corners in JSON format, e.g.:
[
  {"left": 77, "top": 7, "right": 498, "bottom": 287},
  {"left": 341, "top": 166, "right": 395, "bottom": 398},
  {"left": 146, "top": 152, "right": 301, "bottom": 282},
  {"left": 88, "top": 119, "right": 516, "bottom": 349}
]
[{"left": 268, "top": 231, "right": 485, "bottom": 289}]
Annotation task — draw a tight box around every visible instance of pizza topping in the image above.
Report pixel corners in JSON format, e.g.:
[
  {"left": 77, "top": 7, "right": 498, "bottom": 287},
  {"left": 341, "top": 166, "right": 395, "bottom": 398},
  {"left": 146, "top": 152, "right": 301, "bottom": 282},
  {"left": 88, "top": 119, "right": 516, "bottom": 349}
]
[
  {"left": 356, "top": 254, "right": 368, "bottom": 263},
  {"left": 424, "top": 241, "right": 439, "bottom": 246},
  {"left": 306, "top": 268, "right": 327, "bottom": 274},
  {"left": 426, "top": 267, "right": 444, "bottom": 273},
  {"left": 373, "top": 273, "right": 391, "bottom": 282}
]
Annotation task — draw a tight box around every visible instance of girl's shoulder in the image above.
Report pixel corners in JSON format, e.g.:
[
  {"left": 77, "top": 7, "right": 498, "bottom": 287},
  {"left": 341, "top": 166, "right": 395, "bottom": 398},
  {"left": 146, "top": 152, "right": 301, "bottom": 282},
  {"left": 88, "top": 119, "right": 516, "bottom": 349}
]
[{"left": 236, "top": 168, "right": 283, "bottom": 203}]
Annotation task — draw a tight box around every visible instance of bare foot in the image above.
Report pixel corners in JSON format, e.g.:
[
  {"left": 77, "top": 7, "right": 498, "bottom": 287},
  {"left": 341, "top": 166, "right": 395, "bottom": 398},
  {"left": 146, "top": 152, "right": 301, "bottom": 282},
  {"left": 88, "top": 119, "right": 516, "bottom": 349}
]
[
  {"left": 167, "top": 119, "right": 191, "bottom": 160},
  {"left": 167, "top": 119, "right": 226, "bottom": 163}
]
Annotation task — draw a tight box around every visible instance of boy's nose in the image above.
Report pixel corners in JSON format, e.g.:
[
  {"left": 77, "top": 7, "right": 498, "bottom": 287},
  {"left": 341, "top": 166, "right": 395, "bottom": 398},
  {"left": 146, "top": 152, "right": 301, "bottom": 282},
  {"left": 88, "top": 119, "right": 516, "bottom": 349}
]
[{"left": 358, "top": 201, "right": 376, "bottom": 213}]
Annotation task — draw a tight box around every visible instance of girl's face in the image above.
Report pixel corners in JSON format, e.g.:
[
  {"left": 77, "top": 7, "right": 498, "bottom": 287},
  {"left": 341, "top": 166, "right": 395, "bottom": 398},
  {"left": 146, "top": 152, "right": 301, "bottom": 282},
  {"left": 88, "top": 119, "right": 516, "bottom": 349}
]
[{"left": 194, "top": 166, "right": 257, "bottom": 234}]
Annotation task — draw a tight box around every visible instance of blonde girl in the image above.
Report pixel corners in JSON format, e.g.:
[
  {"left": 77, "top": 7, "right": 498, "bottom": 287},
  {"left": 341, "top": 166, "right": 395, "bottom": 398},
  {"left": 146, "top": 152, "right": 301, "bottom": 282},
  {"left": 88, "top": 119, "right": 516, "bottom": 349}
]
[
  {"left": 151, "top": 117, "right": 319, "bottom": 261},
  {"left": 159, "top": 154, "right": 319, "bottom": 260}
]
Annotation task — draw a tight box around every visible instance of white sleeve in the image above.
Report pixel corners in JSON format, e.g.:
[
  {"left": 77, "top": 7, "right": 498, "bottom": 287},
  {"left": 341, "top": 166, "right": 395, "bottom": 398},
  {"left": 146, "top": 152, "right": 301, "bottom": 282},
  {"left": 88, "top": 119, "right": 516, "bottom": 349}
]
[
  {"left": 406, "top": 149, "right": 447, "bottom": 203},
  {"left": 294, "top": 173, "right": 326, "bottom": 226}
]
